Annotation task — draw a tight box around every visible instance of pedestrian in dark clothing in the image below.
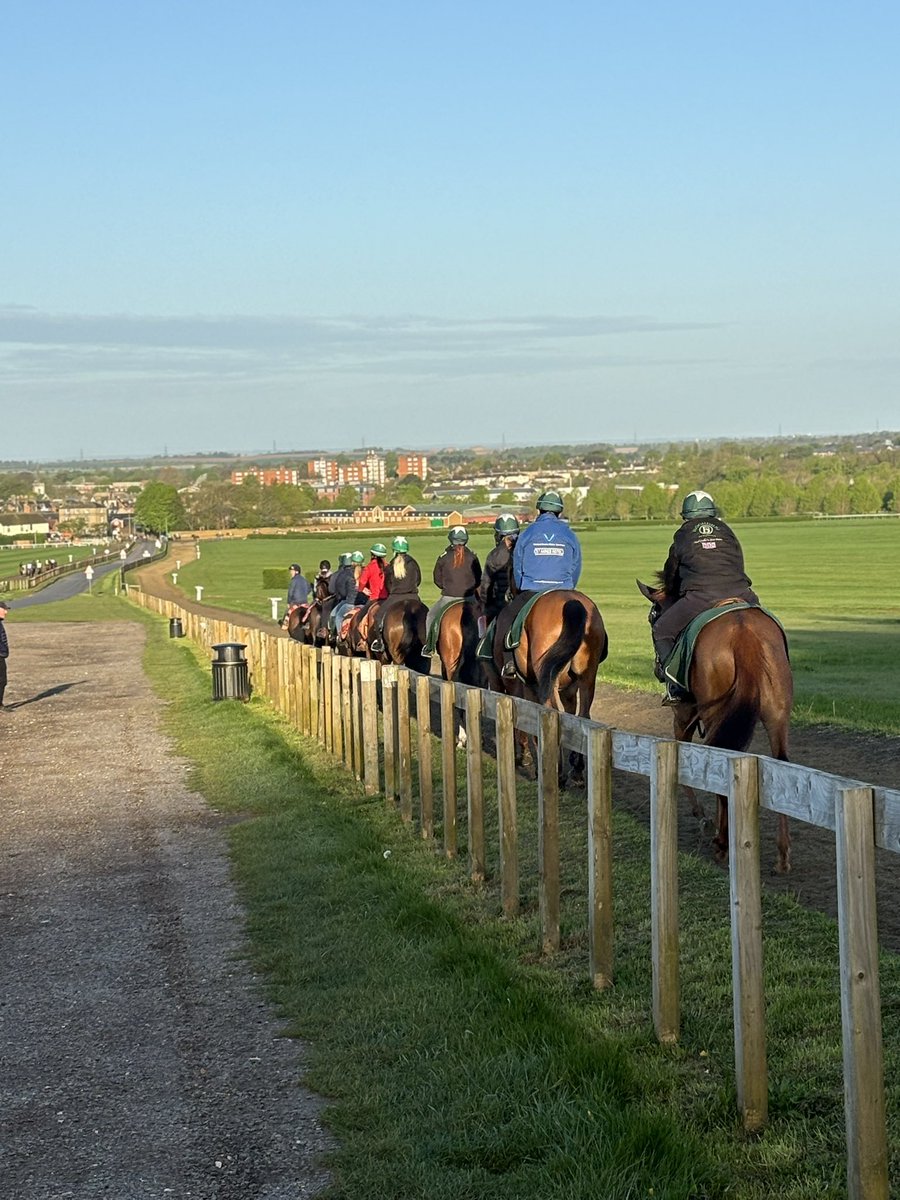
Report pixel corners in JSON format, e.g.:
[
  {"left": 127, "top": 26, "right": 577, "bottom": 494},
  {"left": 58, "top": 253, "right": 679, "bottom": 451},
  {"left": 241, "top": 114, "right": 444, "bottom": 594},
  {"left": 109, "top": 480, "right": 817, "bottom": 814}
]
[
  {"left": 652, "top": 490, "right": 759, "bottom": 703},
  {"left": 0, "top": 600, "right": 11, "bottom": 711}
]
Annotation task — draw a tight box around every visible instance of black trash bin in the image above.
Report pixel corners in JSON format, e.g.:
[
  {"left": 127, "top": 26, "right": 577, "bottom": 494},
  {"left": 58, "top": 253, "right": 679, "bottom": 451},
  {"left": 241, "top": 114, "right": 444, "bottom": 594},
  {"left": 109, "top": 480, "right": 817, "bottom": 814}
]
[
  {"left": 211, "top": 642, "right": 250, "bottom": 701},
  {"left": 169, "top": 617, "right": 184, "bottom": 638}
]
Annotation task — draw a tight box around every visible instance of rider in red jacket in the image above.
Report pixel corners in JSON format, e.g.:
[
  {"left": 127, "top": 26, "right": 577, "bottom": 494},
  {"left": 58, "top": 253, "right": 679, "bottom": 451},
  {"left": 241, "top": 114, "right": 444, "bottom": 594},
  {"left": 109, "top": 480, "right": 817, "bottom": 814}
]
[{"left": 357, "top": 543, "right": 389, "bottom": 603}]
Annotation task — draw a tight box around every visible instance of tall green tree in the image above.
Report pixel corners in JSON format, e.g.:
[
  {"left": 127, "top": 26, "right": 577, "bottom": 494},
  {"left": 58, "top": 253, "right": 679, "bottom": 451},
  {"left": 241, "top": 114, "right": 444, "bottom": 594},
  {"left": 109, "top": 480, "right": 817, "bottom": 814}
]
[{"left": 134, "top": 482, "right": 186, "bottom": 533}]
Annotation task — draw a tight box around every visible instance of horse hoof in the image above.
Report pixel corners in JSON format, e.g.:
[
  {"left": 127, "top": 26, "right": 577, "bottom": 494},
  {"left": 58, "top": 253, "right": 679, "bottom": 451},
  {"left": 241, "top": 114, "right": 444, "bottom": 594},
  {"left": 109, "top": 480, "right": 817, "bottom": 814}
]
[{"left": 456, "top": 727, "right": 467, "bottom": 749}]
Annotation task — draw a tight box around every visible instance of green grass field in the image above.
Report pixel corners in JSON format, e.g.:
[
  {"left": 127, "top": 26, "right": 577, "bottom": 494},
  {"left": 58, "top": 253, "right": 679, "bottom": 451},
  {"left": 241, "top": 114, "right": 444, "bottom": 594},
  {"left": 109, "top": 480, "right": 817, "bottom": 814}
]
[
  {"left": 0, "top": 543, "right": 94, "bottom": 581},
  {"left": 166, "top": 520, "right": 900, "bottom": 736}
]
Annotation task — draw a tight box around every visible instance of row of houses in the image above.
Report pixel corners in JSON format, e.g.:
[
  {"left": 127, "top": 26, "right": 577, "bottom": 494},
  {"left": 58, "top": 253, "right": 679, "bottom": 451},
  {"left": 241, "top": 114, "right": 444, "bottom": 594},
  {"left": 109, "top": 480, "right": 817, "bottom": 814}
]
[{"left": 301, "top": 503, "right": 532, "bottom": 529}]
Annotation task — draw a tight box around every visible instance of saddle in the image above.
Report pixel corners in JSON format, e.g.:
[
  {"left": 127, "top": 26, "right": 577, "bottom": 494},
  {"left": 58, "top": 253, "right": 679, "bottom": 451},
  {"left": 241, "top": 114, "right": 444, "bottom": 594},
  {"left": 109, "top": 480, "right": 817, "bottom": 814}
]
[
  {"left": 475, "top": 591, "right": 545, "bottom": 662},
  {"left": 423, "top": 597, "right": 467, "bottom": 656},
  {"left": 338, "top": 606, "right": 363, "bottom": 640},
  {"left": 663, "top": 601, "right": 786, "bottom": 691}
]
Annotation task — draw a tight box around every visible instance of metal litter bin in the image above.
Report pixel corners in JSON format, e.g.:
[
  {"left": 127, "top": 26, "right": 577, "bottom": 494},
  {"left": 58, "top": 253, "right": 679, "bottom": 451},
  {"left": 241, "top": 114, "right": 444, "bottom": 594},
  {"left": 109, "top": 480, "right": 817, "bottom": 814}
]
[
  {"left": 169, "top": 617, "right": 184, "bottom": 638},
  {"left": 211, "top": 642, "right": 250, "bottom": 701}
]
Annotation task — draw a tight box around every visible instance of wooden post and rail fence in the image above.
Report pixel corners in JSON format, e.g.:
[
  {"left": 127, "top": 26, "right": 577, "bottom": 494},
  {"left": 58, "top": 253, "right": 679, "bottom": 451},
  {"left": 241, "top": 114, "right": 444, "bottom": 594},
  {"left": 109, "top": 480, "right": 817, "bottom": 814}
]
[{"left": 129, "top": 584, "right": 897, "bottom": 1200}]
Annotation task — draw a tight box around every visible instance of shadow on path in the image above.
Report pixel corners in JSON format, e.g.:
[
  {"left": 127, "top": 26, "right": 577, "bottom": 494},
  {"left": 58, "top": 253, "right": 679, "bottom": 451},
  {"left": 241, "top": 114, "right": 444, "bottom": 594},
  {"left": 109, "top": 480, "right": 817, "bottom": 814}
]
[{"left": 6, "top": 681, "right": 86, "bottom": 708}]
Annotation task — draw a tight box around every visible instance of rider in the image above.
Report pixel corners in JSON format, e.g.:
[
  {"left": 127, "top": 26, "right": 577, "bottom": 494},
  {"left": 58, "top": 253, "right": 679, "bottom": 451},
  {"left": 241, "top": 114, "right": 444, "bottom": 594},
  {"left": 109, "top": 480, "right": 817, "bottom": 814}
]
[
  {"left": 652, "top": 490, "right": 759, "bottom": 705},
  {"left": 500, "top": 492, "right": 582, "bottom": 676},
  {"left": 477, "top": 513, "right": 520, "bottom": 623},
  {"left": 313, "top": 559, "right": 332, "bottom": 601},
  {"left": 426, "top": 526, "right": 482, "bottom": 647},
  {"left": 318, "top": 552, "right": 351, "bottom": 640},
  {"left": 286, "top": 563, "right": 310, "bottom": 616},
  {"left": 357, "top": 543, "right": 389, "bottom": 605},
  {"left": 369, "top": 536, "right": 422, "bottom": 654},
  {"left": 330, "top": 551, "right": 364, "bottom": 637}
]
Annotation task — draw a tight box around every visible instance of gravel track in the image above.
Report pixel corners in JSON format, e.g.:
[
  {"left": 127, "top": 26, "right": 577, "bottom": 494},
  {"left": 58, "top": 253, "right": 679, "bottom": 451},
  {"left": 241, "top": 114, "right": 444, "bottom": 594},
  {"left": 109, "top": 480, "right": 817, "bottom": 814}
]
[{"left": 0, "top": 623, "right": 331, "bottom": 1199}]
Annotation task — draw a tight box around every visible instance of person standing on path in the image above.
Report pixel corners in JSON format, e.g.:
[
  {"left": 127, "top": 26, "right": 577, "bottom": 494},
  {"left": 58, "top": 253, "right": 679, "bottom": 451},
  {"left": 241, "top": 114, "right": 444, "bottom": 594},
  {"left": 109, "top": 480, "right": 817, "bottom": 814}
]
[{"left": 0, "top": 599, "right": 11, "bottom": 710}]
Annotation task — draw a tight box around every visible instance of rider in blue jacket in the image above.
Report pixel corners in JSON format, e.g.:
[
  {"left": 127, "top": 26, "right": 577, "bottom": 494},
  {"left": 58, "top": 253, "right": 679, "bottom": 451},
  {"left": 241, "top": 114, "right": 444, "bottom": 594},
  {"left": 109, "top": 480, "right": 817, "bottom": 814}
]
[
  {"left": 500, "top": 492, "right": 581, "bottom": 676},
  {"left": 513, "top": 492, "right": 581, "bottom": 592}
]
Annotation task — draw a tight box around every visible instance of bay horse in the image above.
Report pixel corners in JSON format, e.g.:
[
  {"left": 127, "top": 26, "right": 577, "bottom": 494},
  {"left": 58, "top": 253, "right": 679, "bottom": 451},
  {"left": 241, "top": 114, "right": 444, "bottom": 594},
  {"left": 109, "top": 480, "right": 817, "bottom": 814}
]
[
  {"left": 486, "top": 590, "right": 608, "bottom": 783},
  {"left": 637, "top": 579, "right": 793, "bottom": 874},
  {"left": 376, "top": 597, "right": 429, "bottom": 672},
  {"left": 285, "top": 602, "right": 319, "bottom": 644},
  {"left": 434, "top": 600, "right": 483, "bottom": 686}
]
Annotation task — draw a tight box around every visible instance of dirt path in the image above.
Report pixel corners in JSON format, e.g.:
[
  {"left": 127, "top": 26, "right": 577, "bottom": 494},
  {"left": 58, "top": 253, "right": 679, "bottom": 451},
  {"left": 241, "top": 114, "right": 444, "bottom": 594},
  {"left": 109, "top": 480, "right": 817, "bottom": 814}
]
[
  {"left": 0, "top": 623, "right": 331, "bottom": 1199},
  {"left": 592, "top": 682, "right": 900, "bottom": 953}
]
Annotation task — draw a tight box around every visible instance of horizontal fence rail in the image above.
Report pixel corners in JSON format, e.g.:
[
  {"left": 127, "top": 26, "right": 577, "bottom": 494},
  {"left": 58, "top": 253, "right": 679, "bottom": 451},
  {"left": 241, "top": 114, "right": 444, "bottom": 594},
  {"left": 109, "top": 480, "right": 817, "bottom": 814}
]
[{"left": 131, "top": 584, "right": 895, "bottom": 1200}]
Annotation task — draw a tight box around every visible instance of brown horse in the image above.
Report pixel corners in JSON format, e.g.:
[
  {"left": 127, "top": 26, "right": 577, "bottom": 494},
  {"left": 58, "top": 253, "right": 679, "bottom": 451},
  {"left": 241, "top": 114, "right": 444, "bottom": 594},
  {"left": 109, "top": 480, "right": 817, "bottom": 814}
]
[
  {"left": 434, "top": 600, "right": 483, "bottom": 686},
  {"left": 637, "top": 580, "right": 793, "bottom": 873},
  {"left": 376, "top": 597, "right": 429, "bottom": 672},
  {"left": 486, "top": 590, "right": 608, "bottom": 782},
  {"left": 285, "top": 601, "right": 320, "bottom": 644}
]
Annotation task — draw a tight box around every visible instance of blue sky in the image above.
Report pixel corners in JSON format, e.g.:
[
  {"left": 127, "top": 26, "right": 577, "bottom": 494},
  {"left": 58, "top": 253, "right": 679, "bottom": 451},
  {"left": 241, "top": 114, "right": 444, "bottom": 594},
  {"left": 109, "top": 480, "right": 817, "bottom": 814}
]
[{"left": 3, "top": 2, "right": 899, "bottom": 460}]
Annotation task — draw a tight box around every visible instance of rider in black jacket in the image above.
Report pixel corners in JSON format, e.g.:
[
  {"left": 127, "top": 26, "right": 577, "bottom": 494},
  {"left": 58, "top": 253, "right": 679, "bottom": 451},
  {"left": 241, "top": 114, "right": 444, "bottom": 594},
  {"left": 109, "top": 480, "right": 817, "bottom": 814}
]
[{"left": 652, "top": 490, "right": 759, "bottom": 703}]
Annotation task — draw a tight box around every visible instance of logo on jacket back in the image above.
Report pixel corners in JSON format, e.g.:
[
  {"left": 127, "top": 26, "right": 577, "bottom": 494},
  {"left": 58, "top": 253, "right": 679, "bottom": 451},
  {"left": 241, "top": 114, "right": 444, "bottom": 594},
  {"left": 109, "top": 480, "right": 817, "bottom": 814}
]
[{"left": 534, "top": 545, "right": 564, "bottom": 556}]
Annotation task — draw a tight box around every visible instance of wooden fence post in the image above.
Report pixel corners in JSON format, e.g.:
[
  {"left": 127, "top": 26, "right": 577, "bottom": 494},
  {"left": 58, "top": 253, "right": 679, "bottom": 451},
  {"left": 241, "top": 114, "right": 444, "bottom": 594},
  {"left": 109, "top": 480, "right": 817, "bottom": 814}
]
[
  {"left": 587, "top": 725, "right": 614, "bottom": 989},
  {"left": 836, "top": 786, "right": 888, "bottom": 1200},
  {"left": 538, "top": 707, "right": 560, "bottom": 954},
  {"left": 651, "top": 740, "right": 680, "bottom": 1043},
  {"left": 729, "top": 756, "right": 767, "bottom": 1132},
  {"left": 322, "top": 646, "right": 333, "bottom": 751},
  {"left": 351, "top": 658, "right": 362, "bottom": 779},
  {"left": 344, "top": 657, "right": 356, "bottom": 770},
  {"left": 360, "top": 660, "right": 379, "bottom": 795},
  {"left": 415, "top": 674, "right": 434, "bottom": 839},
  {"left": 466, "top": 688, "right": 485, "bottom": 882},
  {"left": 496, "top": 695, "right": 518, "bottom": 917},
  {"left": 382, "top": 665, "right": 398, "bottom": 803},
  {"left": 440, "top": 681, "right": 457, "bottom": 858},
  {"left": 310, "top": 647, "right": 320, "bottom": 742},
  {"left": 396, "top": 669, "right": 413, "bottom": 822}
]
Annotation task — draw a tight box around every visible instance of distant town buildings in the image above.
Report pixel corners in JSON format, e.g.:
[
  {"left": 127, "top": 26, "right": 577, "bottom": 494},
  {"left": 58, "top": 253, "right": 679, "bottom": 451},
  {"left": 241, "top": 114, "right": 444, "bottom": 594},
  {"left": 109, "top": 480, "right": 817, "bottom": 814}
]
[
  {"left": 397, "top": 452, "right": 428, "bottom": 480},
  {"left": 231, "top": 466, "right": 303, "bottom": 486}
]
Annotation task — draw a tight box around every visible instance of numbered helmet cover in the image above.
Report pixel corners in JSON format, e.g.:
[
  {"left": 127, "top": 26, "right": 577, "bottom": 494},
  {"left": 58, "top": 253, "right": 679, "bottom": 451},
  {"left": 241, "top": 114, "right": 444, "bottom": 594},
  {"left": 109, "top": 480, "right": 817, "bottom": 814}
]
[
  {"left": 392, "top": 536, "right": 409, "bottom": 553},
  {"left": 448, "top": 525, "right": 468, "bottom": 545},
  {"left": 536, "top": 490, "right": 564, "bottom": 513},
  {"left": 680, "top": 490, "right": 717, "bottom": 520},
  {"left": 370, "top": 542, "right": 388, "bottom": 557},
  {"left": 493, "top": 513, "right": 520, "bottom": 535}
]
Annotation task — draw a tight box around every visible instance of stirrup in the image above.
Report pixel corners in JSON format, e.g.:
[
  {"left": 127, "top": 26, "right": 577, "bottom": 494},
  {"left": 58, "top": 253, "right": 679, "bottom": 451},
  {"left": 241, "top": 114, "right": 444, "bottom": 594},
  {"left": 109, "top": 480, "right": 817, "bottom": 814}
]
[
  {"left": 661, "top": 682, "right": 689, "bottom": 706},
  {"left": 501, "top": 659, "right": 517, "bottom": 678},
  {"left": 370, "top": 637, "right": 384, "bottom": 653}
]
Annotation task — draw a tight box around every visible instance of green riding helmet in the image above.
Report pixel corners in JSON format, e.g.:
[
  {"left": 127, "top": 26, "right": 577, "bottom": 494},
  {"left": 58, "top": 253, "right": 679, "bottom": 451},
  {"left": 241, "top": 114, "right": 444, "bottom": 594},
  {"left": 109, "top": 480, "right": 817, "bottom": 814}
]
[
  {"left": 536, "top": 490, "right": 564, "bottom": 514},
  {"left": 338, "top": 552, "right": 352, "bottom": 567},
  {"left": 370, "top": 542, "right": 388, "bottom": 557},
  {"left": 448, "top": 525, "right": 468, "bottom": 545},
  {"left": 494, "top": 513, "right": 520, "bottom": 536},
  {"left": 350, "top": 550, "right": 365, "bottom": 565},
  {"left": 680, "top": 490, "right": 717, "bottom": 520},
  {"left": 392, "top": 536, "right": 409, "bottom": 553}
]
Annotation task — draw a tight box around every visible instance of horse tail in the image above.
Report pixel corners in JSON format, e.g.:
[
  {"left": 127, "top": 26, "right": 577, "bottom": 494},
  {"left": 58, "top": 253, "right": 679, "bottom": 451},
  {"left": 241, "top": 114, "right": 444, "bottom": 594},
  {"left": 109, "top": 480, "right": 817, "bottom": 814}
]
[
  {"left": 536, "top": 599, "right": 588, "bottom": 707},
  {"left": 397, "top": 601, "right": 428, "bottom": 672},
  {"left": 697, "top": 621, "right": 764, "bottom": 751}
]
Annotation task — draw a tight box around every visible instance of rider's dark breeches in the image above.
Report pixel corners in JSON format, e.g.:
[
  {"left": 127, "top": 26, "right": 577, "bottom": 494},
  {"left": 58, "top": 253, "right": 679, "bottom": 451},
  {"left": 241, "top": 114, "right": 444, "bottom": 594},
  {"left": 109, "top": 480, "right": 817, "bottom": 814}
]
[{"left": 652, "top": 588, "right": 759, "bottom": 663}]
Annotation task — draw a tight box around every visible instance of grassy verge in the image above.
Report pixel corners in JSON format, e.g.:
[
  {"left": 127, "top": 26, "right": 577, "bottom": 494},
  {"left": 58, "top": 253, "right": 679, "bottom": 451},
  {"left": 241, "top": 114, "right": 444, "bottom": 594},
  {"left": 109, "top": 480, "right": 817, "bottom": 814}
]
[{"left": 136, "top": 611, "right": 900, "bottom": 1199}]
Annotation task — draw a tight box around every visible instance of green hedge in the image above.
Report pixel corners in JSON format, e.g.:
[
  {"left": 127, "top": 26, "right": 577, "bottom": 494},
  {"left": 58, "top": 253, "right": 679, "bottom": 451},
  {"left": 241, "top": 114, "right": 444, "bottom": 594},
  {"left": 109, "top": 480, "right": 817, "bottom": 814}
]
[{"left": 262, "top": 568, "right": 290, "bottom": 589}]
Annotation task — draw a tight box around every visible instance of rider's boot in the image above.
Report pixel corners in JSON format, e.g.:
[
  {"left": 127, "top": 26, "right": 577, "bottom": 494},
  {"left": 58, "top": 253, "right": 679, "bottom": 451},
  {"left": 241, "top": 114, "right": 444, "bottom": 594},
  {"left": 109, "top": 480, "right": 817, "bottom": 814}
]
[
  {"left": 661, "top": 679, "right": 690, "bottom": 706},
  {"left": 500, "top": 651, "right": 517, "bottom": 678},
  {"left": 369, "top": 631, "right": 384, "bottom": 653}
]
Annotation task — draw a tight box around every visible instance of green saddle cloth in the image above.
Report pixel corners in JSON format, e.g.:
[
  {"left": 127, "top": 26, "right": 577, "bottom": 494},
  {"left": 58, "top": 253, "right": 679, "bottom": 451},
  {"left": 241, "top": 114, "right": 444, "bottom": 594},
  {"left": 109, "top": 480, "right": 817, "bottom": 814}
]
[
  {"left": 663, "top": 602, "right": 786, "bottom": 691},
  {"left": 475, "top": 592, "right": 546, "bottom": 662},
  {"left": 423, "top": 597, "right": 466, "bottom": 656}
]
